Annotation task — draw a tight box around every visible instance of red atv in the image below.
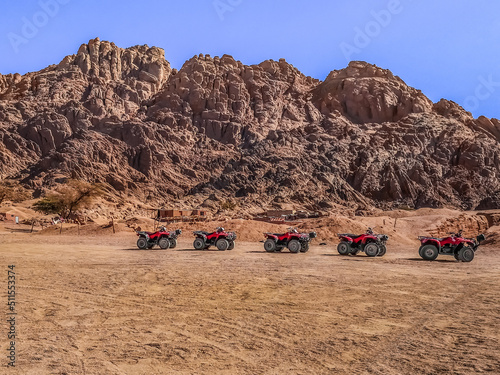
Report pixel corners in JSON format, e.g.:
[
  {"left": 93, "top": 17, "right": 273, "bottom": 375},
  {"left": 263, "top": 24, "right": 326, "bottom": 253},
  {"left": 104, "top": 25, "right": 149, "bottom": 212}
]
[
  {"left": 136, "top": 226, "right": 182, "bottom": 250},
  {"left": 263, "top": 227, "right": 317, "bottom": 253},
  {"left": 193, "top": 227, "right": 237, "bottom": 251},
  {"left": 337, "top": 228, "right": 389, "bottom": 257},
  {"left": 418, "top": 230, "right": 485, "bottom": 262}
]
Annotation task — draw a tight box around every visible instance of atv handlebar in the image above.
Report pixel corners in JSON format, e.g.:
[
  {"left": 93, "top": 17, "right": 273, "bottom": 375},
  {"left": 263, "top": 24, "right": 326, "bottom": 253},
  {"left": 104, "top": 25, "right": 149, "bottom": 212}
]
[{"left": 448, "top": 230, "right": 463, "bottom": 237}]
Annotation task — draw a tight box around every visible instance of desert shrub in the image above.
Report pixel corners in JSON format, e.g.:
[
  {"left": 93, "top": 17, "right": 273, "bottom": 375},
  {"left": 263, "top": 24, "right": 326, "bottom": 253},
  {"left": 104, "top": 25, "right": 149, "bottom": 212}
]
[
  {"left": 0, "top": 181, "right": 31, "bottom": 204},
  {"left": 220, "top": 199, "right": 237, "bottom": 211},
  {"left": 32, "top": 180, "right": 104, "bottom": 219}
]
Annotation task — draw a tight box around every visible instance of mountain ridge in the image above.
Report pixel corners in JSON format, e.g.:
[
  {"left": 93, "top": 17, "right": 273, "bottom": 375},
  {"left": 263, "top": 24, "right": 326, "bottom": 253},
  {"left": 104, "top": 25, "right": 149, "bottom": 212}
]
[{"left": 1, "top": 38, "right": 500, "bottom": 214}]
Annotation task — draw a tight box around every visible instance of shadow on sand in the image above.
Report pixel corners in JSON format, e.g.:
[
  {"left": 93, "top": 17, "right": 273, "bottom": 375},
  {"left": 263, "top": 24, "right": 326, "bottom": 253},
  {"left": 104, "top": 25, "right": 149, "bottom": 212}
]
[
  {"left": 405, "top": 257, "right": 458, "bottom": 263},
  {"left": 247, "top": 250, "right": 302, "bottom": 254},
  {"left": 120, "top": 248, "right": 168, "bottom": 251},
  {"left": 7, "top": 227, "right": 38, "bottom": 233},
  {"left": 175, "top": 248, "right": 221, "bottom": 252}
]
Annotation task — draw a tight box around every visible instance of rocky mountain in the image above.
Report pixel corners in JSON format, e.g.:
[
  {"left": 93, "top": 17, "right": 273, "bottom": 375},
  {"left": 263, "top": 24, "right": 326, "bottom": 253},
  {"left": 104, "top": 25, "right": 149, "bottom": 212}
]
[{"left": 1, "top": 38, "right": 500, "bottom": 213}]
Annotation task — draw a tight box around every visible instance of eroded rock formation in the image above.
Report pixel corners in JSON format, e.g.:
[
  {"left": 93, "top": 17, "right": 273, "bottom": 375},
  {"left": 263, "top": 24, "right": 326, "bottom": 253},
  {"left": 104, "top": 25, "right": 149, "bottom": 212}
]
[{"left": 1, "top": 38, "right": 499, "bottom": 212}]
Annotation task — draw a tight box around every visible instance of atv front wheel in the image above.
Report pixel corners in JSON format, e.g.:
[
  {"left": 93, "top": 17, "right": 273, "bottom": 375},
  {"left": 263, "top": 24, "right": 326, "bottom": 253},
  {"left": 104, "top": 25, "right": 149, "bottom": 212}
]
[
  {"left": 264, "top": 239, "right": 277, "bottom": 253},
  {"left": 458, "top": 247, "right": 475, "bottom": 262},
  {"left": 337, "top": 241, "right": 351, "bottom": 255},
  {"left": 137, "top": 237, "right": 148, "bottom": 250},
  {"left": 158, "top": 238, "right": 170, "bottom": 249},
  {"left": 169, "top": 238, "right": 178, "bottom": 249},
  {"left": 216, "top": 239, "right": 229, "bottom": 251},
  {"left": 420, "top": 244, "right": 438, "bottom": 261},
  {"left": 288, "top": 240, "right": 301, "bottom": 253},
  {"left": 300, "top": 242, "right": 309, "bottom": 253},
  {"left": 377, "top": 244, "right": 387, "bottom": 257},
  {"left": 227, "top": 241, "right": 235, "bottom": 250},
  {"left": 193, "top": 238, "right": 205, "bottom": 250},
  {"left": 364, "top": 243, "right": 379, "bottom": 257}
]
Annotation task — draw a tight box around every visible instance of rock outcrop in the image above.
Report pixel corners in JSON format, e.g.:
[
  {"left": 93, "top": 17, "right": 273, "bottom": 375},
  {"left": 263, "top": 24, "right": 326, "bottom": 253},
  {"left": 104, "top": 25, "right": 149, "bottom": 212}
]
[{"left": 0, "top": 38, "right": 499, "bottom": 213}]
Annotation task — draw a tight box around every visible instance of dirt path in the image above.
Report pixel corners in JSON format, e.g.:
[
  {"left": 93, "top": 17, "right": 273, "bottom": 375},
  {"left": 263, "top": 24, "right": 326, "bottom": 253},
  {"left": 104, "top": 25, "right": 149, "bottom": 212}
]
[{"left": 0, "top": 232, "right": 498, "bottom": 374}]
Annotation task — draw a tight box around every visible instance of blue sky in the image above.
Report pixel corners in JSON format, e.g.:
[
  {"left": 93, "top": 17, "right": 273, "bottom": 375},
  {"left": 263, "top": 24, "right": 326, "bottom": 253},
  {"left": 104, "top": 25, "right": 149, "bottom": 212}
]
[{"left": 1, "top": 0, "right": 499, "bottom": 119}]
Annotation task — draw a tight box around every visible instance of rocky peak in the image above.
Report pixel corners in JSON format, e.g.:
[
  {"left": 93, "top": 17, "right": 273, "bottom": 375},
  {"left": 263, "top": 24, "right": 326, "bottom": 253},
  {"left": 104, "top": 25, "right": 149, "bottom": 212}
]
[
  {"left": 59, "top": 38, "right": 171, "bottom": 88},
  {"left": 314, "top": 61, "right": 433, "bottom": 124},
  {"left": 433, "top": 99, "right": 473, "bottom": 123},
  {"left": 146, "top": 53, "right": 321, "bottom": 146}
]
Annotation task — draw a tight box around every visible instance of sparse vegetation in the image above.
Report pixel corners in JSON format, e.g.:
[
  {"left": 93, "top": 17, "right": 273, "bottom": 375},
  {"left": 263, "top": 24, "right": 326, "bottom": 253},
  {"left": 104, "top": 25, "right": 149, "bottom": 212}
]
[
  {"left": 0, "top": 181, "right": 31, "bottom": 205},
  {"left": 220, "top": 199, "right": 237, "bottom": 211},
  {"left": 32, "top": 180, "right": 104, "bottom": 219}
]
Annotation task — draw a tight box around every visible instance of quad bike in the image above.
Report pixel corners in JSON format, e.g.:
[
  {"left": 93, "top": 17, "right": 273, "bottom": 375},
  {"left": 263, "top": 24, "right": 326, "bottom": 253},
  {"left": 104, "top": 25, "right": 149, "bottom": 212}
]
[
  {"left": 418, "top": 230, "right": 485, "bottom": 262},
  {"left": 136, "top": 226, "right": 182, "bottom": 250},
  {"left": 192, "top": 227, "right": 237, "bottom": 251},
  {"left": 263, "top": 227, "right": 317, "bottom": 253},
  {"left": 337, "top": 228, "right": 389, "bottom": 257}
]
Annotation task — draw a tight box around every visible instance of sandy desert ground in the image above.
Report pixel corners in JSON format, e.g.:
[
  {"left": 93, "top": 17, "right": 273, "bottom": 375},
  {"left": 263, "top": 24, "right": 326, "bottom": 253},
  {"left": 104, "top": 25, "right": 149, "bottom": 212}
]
[{"left": 0, "top": 212, "right": 499, "bottom": 375}]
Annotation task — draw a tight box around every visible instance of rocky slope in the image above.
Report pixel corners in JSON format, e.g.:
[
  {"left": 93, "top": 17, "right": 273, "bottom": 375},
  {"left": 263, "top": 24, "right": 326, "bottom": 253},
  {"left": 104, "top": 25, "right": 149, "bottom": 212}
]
[{"left": 1, "top": 38, "right": 500, "bottom": 213}]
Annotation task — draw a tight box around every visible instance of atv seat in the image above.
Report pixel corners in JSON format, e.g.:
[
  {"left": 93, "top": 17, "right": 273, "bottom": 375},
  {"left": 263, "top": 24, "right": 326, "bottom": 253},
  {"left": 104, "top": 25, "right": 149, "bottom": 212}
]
[
  {"left": 194, "top": 231, "right": 210, "bottom": 235},
  {"left": 343, "top": 234, "right": 363, "bottom": 239}
]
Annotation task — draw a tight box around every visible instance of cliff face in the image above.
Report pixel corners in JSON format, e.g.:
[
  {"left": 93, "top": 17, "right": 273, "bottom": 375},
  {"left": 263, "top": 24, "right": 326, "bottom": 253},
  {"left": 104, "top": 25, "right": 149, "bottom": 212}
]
[{"left": 1, "top": 38, "right": 499, "bottom": 212}]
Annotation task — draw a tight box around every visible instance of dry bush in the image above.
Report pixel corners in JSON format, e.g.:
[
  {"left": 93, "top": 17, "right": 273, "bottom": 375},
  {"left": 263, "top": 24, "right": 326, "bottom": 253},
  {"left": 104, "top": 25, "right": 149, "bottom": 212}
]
[{"left": 32, "top": 180, "right": 104, "bottom": 219}]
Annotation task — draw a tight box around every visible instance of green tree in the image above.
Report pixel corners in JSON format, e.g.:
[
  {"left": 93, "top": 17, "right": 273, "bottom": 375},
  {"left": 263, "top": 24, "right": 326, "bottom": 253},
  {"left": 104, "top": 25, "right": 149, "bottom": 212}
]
[{"left": 32, "top": 180, "right": 104, "bottom": 219}]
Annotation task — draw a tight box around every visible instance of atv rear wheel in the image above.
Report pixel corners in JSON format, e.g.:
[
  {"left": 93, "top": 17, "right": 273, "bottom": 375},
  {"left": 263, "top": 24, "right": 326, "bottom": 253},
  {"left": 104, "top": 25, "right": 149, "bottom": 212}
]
[
  {"left": 227, "top": 241, "right": 235, "bottom": 250},
  {"left": 300, "top": 242, "right": 310, "bottom": 253},
  {"left": 288, "top": 240, "right": 301, "bottom": 253},
  {"left": 137, "top": 237, "right": 148, "bottom": 250},
  {"left": 337, "top": 241, "right": 351, "bottom": 255},
  {"left": 418, "top": 246, "right": 424, "bottom": 258},
  {"left": 458, "top": 247, "right": 475, "bottom": 262},
  {"left": 193, "top": 238, "right": 205, "bottom": 250},
  {"left": 364, "top": 243, "right": 379, "bottom": 257},
  {"left": 264, "top": 239, "right": 276, "bottom": 253},
  {"left": 377, "top": 244, "right": 387, "bottom": 257},
  {"left": 169, "top": 238, "right": 177, "bottom": 249},
  {"left": 216, "top": 239, "right": 229, "bottom": 251},
  {"left": 420, "top": 244, "right": 439, "bottom": 261},
  {"left": 158, "top": 238, "right": 170, "bottom": 249}
]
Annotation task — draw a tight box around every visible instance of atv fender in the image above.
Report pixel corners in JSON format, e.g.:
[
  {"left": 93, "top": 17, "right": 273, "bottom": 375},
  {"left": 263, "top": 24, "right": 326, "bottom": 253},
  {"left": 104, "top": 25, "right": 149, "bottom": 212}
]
[
  {"left": 338, "top": 236, "right": 353, "bottom": 244},
  {"left": 454, "top": 242, "right": 465, "bottom": 254},
  {"left": 421, "top": 239, "right": 441, "bottom": 252},
  {"left": 361, "top": 235, "right": 378, "bottom": 245},
  {"left": 264, "top": 233, "right": 278, "bottom": 241}
]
